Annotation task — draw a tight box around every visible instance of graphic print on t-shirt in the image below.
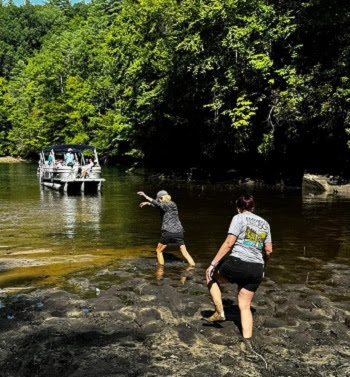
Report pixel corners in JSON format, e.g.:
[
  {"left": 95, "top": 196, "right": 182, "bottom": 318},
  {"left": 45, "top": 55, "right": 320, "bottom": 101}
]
[{"left": 243, "top": 226, "right": 267, "bottom": 249}]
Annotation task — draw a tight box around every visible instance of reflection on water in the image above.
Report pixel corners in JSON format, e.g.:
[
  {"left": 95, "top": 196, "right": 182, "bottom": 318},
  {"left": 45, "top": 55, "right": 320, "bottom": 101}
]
[
  {"left": 0, "top": 163, "right": 350, "bottom": 293},
  {"left": 155, "top": 264, "right": 164, "bottom": 281},
  {"left": 40, "top": 188, "right": 102, "bottom": 239},
  {"left": 155, "top": 264, "right": 195, "bottom": 284}
]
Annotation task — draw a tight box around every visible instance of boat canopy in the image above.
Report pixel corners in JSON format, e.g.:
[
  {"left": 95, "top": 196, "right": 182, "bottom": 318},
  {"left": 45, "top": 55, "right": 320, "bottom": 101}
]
[{"left": 42, "top": 144, "right": 96, "bottom": 153}]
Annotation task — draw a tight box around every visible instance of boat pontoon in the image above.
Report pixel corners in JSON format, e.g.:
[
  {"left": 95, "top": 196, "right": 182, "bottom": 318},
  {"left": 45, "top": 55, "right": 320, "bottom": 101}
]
[{"left": 38, "top": 144, "right": 105, "bottom": 192}]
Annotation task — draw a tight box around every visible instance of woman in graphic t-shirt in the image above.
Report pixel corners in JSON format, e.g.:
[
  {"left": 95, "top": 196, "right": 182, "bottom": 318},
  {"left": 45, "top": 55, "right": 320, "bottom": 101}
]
[
  {"left": 205, "top": 194, "right": 272, "bottom": 347},
  {"left": 137, "top": 190, "right": 195, "bottom": 267}
]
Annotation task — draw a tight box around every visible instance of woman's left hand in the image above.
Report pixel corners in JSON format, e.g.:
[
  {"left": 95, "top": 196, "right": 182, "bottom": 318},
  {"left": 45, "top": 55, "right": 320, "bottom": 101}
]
[
  {"left": 137, "top": 191, "right": 146, "bottom": 197},
  {"left": 139, "top": 202, "right": 149, "bottom": 208}
]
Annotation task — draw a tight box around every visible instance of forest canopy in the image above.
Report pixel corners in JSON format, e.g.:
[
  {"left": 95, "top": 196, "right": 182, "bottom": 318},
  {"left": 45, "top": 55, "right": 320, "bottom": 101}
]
[{"left": 0, "top": 0, "right": 349, "bottom": 182}]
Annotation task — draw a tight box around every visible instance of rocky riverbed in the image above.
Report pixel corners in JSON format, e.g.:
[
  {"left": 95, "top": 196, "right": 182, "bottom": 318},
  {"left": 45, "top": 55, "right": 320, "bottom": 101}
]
[{"left": 0, "top": 257, "right": 349, "bottom": 377}]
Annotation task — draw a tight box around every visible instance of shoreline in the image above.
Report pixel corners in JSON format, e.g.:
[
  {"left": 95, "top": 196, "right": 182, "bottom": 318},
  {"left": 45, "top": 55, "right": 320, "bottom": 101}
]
[
  {"left": 0, "top": 156, "right": 27, "bottom": 163},
  {"left": 0, "top": 258, "right": 349, "bottom": 376},
  {"left": 3, "top": 158, "right": 350, "bottom": 193}
]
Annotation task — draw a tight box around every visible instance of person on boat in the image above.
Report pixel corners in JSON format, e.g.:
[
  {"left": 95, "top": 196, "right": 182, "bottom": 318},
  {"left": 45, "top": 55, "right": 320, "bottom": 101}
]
[
  {"left": 64, "top": 148, "right": 75, "bottom": 167},
  {"left": 81, "top": 159, "right": 95, "bottom": 178},
  {"left": 137, "top": 190, "right": 195, "bottom": 266},
  {"left": 205, "top": 194, "right": 272, "bottom": 345}
]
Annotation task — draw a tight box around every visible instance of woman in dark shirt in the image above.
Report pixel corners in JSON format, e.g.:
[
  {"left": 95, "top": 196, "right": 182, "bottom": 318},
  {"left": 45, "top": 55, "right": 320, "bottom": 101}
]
[{"left": 138, "top": 190, "right": 195, "bottom": 266}]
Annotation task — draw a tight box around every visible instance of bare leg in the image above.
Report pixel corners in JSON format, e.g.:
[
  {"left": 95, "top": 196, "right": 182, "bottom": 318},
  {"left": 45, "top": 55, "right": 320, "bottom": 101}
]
[
  {"left": 156, "top": 243, "right": 167, "bottom": 265},
  {"left": 179, "top": 245, "right": 195, "bottom": 266},
  {"left": 206, "top": 270, "right": 227, "bottom": 318},
  {"left": 237, "top": 286, "right": 255, "bottom": 338}
]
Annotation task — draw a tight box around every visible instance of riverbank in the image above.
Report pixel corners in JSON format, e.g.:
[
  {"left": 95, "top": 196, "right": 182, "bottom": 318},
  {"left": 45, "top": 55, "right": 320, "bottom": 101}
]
[
  {"left": 0, "top": 257, "right": 349, "bottom": 377},
  {"left": 0, "top": 156, "right": 26, "bottom": 163},
  {"left": 3, "top": 158, "right": 349, "bottom": 192}
]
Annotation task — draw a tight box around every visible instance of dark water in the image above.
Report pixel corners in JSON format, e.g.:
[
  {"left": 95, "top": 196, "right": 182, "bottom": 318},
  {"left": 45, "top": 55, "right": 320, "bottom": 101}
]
[{"left": 1, "top": 163, "right": 350, "bottom": 291}]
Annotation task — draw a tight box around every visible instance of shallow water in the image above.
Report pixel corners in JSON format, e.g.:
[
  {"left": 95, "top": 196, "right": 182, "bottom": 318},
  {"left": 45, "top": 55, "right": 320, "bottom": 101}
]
[{"left": 0, "top": 163, "right": 350, "bottom": 295}]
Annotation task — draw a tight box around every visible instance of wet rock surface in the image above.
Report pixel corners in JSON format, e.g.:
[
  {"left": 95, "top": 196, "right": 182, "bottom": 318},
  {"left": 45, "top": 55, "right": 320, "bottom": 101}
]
[{"left": 0, "top": 259, "right": 349, "bottom": 377}]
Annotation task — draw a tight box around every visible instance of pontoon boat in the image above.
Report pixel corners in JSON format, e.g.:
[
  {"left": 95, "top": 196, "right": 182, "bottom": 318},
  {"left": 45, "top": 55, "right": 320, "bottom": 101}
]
[{"left": 38, "top": 144, "right": 105, "bottom": 192}]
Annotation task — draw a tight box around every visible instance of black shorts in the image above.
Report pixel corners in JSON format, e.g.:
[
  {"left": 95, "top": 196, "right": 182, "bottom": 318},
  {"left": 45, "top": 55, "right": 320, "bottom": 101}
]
[
  {"left": 159, "top": 231, "right": 185, "bottom": 246},
  {"left": 217, "top": 256, "right": 264, "bottom": 292}
]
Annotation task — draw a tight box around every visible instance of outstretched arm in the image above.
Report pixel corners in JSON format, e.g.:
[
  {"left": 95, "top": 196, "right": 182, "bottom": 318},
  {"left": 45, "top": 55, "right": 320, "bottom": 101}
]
[
  {"left": 139, "top": 202, "right": 151, "bottom": 208},
  {"left": 138, "top": 191, "right": 156, "bottom": 208},
  {"left": 137, "top": 191, "right": 163, "bottom": 209},
  {"left": 137, "top": 191, "right": 153, "bottom": 202}
]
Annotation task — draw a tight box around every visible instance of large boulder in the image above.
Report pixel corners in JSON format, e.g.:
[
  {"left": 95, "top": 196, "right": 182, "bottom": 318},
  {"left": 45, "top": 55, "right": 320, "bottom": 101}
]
[{"left": 303, "top": 174, "right": 350, "bottom": 194}]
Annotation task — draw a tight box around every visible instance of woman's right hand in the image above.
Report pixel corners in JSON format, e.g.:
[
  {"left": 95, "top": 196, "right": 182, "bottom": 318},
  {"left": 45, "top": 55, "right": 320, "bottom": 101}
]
[
  {"left": 206, "top": 265, "right": 215, "bottom": 282},
  {"left": 139, "top": 202, "right": 150, "bottom": 208},
  {"left": 137, "top": 191, "right": 146, "bottom": 197}
]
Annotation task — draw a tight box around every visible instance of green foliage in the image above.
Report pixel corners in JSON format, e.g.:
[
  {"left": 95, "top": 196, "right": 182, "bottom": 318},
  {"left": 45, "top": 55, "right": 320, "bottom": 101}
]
[
  {"left": 0, "top": 77, "right": 11, "bottom": 155},
  {"left": 0, "top": 2, "right": 67, "bottom": 78},
  {"left": 0, "top": 0, "right": 349, "bottom": 179}
]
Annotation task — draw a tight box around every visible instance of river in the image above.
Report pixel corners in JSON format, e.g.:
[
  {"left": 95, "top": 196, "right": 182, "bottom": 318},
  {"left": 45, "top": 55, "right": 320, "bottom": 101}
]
[{"left": 0, "top": 163, "right": 350, "bottom": 299}]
